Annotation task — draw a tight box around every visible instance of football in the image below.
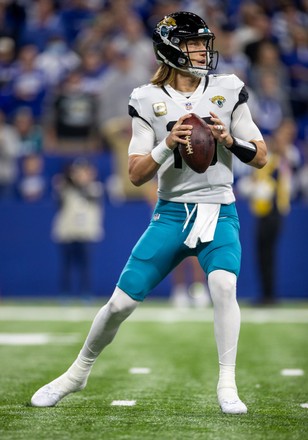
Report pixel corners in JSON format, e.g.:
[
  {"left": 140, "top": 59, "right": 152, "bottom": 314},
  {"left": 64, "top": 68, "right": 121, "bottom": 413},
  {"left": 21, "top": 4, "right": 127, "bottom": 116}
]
[{"left": 178, "top": 113, "right": 215, "bottom": 173}]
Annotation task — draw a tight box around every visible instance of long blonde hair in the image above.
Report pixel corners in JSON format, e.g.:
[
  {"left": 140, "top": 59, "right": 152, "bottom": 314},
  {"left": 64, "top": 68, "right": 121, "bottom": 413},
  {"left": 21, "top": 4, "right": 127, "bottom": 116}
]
[{"left": 151, "top": 64, "right": 177, "bottom": 87}]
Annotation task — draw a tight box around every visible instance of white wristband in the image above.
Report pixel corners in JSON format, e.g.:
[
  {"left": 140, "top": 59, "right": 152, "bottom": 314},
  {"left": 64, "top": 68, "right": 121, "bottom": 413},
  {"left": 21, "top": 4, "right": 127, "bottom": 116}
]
[{"left": 151, "top": 139, "right": 173, "bottom": 165}]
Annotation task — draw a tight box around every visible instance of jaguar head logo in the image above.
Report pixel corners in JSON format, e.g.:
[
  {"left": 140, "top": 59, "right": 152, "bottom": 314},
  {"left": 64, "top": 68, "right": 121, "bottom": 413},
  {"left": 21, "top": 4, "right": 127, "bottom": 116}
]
[{"left": 210, "top": 96, "right": 226, "bottom": 108}]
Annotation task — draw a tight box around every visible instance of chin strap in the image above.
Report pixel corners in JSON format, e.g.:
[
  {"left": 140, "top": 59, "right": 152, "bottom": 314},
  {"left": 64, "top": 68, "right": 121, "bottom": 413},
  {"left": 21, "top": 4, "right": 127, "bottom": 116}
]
[{"left": 187, "top": 67, "right": 209, "bottom": 78}]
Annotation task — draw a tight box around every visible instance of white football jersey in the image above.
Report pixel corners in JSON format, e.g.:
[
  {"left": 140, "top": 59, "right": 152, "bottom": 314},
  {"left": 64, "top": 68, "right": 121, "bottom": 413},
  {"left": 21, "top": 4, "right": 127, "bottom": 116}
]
[{"left": 128, "top": 74, "right": 262, "bottom": 204}]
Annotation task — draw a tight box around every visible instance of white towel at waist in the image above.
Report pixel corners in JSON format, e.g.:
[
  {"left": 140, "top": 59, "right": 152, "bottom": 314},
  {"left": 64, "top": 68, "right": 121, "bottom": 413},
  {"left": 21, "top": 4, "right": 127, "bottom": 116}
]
[{"left": 184, "top": 203, "right": 220, "bottom": 248}]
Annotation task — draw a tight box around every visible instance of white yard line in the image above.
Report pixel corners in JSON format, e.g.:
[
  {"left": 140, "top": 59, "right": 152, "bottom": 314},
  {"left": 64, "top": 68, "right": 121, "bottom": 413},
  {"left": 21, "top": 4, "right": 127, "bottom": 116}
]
[
  {"left": 111, "top": 400, "right": 136, "bottom": 406},
  {"left": 129, "top": 367, "right": 151, "bottom": 374},
  {"left": 281, "top": 369, "right": 304, "bottom": 376},
  {"left": 0, "top": 305, "right": 307, "bottom": 323},
  {"left": 0, "top": 333, "right": 79, "bottom": 345}
]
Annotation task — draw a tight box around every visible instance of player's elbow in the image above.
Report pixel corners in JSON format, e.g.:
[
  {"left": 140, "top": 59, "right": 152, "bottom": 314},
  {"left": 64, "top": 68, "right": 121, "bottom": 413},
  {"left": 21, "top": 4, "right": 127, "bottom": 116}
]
[
  {"left": 253, "top": 140, "right": 268, "bottom": 169},
  {"left": 128, "top": 166, "right": 146, "bottom": 187},
  {"left": 128, "top": 155, "right": 155, "bottom": 186},
  {"left": 254, "top": 154, "right": 267, "bottom": 169},
  {"left": 129, "top": 173, "right": 143, "bottom": 187},
  {"left": 128, "top": 156, "right": 143, "bottom": 186}
]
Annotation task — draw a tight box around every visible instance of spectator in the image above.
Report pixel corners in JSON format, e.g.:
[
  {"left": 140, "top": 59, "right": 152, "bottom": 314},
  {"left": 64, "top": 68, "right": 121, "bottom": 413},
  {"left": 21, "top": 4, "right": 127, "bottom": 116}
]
[
  {"left": 0, "top": 36, "right": 17, "bottom": 115},
  {"left": 242, "top": 11, "right": 275, "bottom": 65},
  {"left": 36, "top": 31, "right": 80, "bottom": 88},
  {"left": 51, "top": 159, "right": 104, "bottom": 300},
  {"left": 0, "top": 37, "right": 17, "bottom": 91},
  {"left": 20, "top": 0, "right": 65, "bottom": 52},
  {"left": 296, "top": 109, "right": 308, "bottom": 170},
  {"left": 104, "top": 0, "right": 138, "bottom": 25},
  {"left": 248, "top": 40, "right": 290, "bottom": 96},
  {"left": 0, "top": 0, "right": 26, "bottom": 45},
  {"left": 253, "top": 70, "right": 293, "bottom": 137},
  {"left": 281, "top": 24, "right": 308, "bottom": 118},
  {"left": 59, "top": 0, "right": 96, "bottom": 47},
  {"left": 237, "top": 119, "right": 299, "bottom": 305},
  {"left": 75, "top": 11, "right": 117, "bottom": 55},
  {"left": 12, "top": 107, "right": 43, "bottom": 156},
  {"left": 291, "top": 111, "right": 308, "bottom": 202},
  {"left": 295, "top": 161, "right": 308, "bottom": 203},
  {"left": 215, "top": 23, "right": 251, "bottom": 82},
  {"left": 78, "top": 48, "right": 107, "bottom": 96},
  {"left": 98, "top": 40, "right": 151, "bottom": 201},
  {"left": 234, "top": 3, "right": 270, "bottom": 51},
  {"left": 271, "top": 0, "right": 308, "bottom": 53},
  {"left": 17, "top": 153, "right": 46, "bottom": 202},
  {"left": 44, "top": 69, "right": 98, "bottom": 152},
  {"left": 111, "top": 12, "right": 157, "bottom": 79},
  {"left": 6, "top": 44, "right": 48, "bottom": 121},
  {"left": 0, "top": 1, "right": 24, "bottom": 42},
  {"left": 0, "top": 109, "right": 20, "bottom": 198}
]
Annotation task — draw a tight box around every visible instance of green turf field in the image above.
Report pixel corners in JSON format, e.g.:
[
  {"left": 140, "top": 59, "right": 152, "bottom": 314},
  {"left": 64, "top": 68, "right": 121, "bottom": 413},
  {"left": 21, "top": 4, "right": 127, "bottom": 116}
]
[{"left": 0, "top": 303, "right": 307, "bottom": 440}]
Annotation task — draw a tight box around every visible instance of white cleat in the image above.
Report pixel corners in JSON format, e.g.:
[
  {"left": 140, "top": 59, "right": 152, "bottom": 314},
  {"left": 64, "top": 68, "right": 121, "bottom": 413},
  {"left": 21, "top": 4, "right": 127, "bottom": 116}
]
[
  {"left": 31, "top": 373, "right": 86, "bottom": 407},
  {"left": 218, "top": 388, "right": 248, "bottom": 414}
]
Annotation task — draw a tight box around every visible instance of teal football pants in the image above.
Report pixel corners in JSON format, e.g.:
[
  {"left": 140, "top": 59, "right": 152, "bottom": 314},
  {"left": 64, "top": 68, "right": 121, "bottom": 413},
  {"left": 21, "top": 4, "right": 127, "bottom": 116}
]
[{"left": 117, "top": 199, "right": 241, "bottom": 301}]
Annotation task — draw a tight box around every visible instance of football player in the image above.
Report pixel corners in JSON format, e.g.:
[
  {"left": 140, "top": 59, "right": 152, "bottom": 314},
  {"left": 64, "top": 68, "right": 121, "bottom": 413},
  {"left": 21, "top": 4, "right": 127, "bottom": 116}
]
[{"left": 31, "top": 11, "right": 267, "bottom": 414}]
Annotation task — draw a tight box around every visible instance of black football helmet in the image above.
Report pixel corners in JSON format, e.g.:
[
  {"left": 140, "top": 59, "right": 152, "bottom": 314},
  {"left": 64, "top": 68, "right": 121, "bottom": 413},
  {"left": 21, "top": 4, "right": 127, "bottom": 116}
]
[{"left": 153, "top": 11, "right": 218, "bottom": 77}]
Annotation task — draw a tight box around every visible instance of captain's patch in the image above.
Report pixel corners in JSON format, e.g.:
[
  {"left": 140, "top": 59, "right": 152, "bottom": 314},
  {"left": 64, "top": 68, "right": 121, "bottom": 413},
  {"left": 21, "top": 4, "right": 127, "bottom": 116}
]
[{"left": 153, "top": 102, "right": 167, "bottom": 116}]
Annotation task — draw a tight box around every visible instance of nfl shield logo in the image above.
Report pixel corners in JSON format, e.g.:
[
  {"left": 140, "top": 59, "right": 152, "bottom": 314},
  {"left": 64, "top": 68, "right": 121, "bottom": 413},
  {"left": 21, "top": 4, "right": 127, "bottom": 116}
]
[{"left": 185, "top": 102, "right": 193, "bottom": 110}]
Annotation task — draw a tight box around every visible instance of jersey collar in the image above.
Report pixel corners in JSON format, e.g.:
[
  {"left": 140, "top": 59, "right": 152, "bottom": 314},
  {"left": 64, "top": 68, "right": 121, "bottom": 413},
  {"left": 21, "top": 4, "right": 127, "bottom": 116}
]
[{"left": 163, "top": 76, "right": 209, "bottom": 101}]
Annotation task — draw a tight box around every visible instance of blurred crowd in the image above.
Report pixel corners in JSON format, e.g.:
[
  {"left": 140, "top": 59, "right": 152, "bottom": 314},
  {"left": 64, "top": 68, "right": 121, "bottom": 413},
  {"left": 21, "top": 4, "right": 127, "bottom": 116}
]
[{"left": 0, "top": 0, "right": 307, "bottom": 204}]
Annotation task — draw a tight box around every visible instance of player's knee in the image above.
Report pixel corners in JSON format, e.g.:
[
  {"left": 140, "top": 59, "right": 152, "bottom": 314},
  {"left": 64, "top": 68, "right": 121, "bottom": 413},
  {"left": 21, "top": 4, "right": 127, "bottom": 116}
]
[
  {"left": 107, "top": 299, "right": 127, "bottom": 317},
  {"left": 208, "top": 270, "right": 237, "bottom": 304},
  {"left": 107, "top": 289, "right": 138, "bottom": 321}
]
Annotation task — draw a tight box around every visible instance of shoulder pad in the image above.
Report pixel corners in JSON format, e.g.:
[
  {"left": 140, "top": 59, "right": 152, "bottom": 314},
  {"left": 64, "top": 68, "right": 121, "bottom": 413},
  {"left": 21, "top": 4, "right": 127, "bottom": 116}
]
[
  {"left": 130, "top": 83, "right": 154, "bottom": 100},
  {"left": 211, "top": 73, "right": 244, "bottom": 90}
]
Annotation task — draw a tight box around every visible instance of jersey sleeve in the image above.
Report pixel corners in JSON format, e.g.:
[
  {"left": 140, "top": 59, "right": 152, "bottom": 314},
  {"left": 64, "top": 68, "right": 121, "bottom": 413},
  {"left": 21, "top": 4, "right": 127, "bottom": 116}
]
[
  {"left": 128, "top": 116, "right": 155, "bottom": 156},
  {"left": 229, "top": 76, "right": 249, "bottom": 114},
  {"left": 128, "top": 84, "right": 157, "bottom": 155},
  {"left": 128, "top": 86, "right": 151, "bottom": 126},
  {"left": 231, "top": 103, "right": 263, "bottom": 141},
  {"left": 232, "top": 85, "right": 249, "bottom": 113},
  {"left": 224, "top": 75, "right": 263, "bottom": 141}
]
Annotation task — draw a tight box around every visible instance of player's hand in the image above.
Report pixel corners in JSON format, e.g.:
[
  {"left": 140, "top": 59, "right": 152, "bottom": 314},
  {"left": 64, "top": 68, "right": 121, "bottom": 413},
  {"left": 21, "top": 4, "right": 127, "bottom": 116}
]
[
  {"left": 209, "top": 112, "right": 233, "bottom": 148},
  {"left": 166, "top": 114, "right": 193, "bottom": 150}
]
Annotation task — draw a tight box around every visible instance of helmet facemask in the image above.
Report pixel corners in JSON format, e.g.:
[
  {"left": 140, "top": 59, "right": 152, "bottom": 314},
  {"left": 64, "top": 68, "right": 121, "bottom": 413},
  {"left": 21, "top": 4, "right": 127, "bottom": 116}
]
[{"left": 179, "top": 35, "right": 218, "bottom": 77}]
